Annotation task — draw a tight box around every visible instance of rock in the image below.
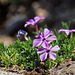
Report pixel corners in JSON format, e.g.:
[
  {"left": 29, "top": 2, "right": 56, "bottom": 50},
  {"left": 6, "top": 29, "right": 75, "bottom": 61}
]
[
  {"left": 12, "top": 65, "right": 20, "bottom": 71},
  {"left": 0, "top": 14, "right": 28, "bottom": 36},
  {"left": 31, "top": 70, "right": 38, "bottom": 75},
  {"left": 50, "top": 61, "right": 75, "bottom": 75},
  {"left": 0, "top": 36, "right": 15, "bottom": 46}
]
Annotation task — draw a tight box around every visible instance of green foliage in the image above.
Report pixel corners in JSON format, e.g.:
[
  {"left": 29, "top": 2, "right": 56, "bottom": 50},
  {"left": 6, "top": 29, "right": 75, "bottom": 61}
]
[
  {"left": 61, "top": 22, "right": 71, "bottom": 29},
  {"left": 0, "top": 38, "right": 40, "bottom": 69},
  {"left": 20, "top": 64, "right": 24, "bottom": 70},
  {"left": 55, "top": 22, "right": 75, "bottom": 59}
]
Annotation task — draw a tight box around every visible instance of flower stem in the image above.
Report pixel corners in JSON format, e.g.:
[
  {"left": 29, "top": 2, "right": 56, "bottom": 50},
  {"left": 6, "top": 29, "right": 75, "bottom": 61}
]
[
  {"left": 47, "top": 57, "right": 51, "bottom": 69},
  {"left": 68, "top": 33, "right": 71, "bottom": 40},
  {"left": 34, "top": 24, "right": 39, "bottom": 33},
  {"left": 48, "top": 59, "right": 51, "bottom": 68}
]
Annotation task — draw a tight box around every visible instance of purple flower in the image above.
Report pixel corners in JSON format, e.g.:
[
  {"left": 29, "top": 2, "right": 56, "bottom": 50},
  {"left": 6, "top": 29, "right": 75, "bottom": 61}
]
[
  {"left": 24, "top": 16, "right": 45, "bottom": 32},
  {"left": 24, "top": 16, "right": 45, "bottom": 27},
  {"left": 33, "top": 28, "right": 56, "bottom": 47},
  {"left": 59, "top": 29, "right": 75, "bottom": 40},
  {"left": 37, "top": 43, "right": 60, "bottom": 61},
  {"left": 17, "top": 29, "right": 28, "bottom": 40}
]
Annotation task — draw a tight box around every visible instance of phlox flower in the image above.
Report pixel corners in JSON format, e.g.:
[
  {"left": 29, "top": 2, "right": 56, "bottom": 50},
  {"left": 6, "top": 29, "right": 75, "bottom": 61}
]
[
  {"left": 24, "top": 16, "right": 45, "bottom": 27},
  {"left": 37, "top": 43, "right": 60, "bottom": 61},
  {"left": 33, "top": 28, "right": 56, "bottom": 47},
  {"left": 17, "top": 29, "right": 28, "bottom": 40},
  {"left": 24, "top": 16, "right": 45, "bottom": 32},
  {"left": 59, "top": 29, "right": 75, "bottom": 40}
]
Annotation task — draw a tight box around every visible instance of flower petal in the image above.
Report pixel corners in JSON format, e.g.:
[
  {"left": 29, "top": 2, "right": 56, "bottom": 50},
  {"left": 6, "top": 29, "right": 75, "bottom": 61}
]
[
  {"left": 51, "top": 45, "right": 60, "bottom": 52},
  {"left": 18, "top": 30, "right": 27, "bottom": 35},
  {"left": 37, "top": 32, "right": 43, "bottom": 39},
  {"left": 35, "top": 32, "right": 42, "bottom": 38},
  {"left": 47, "top": 44, "right": 52, "bottom": 50},
  {"left": 41, "top": 16, "right": 45, "bottom": 19},
  {"left": 37, "top": 48, "right": 46, "bottom": 54},
  {"left": 50, "top": 31, "right": 53, "bottom": 35},
  {"left": 24, "top": 19, "right": 34, "bottom": 27},
  {"left": 41, "top": 40, "right": 48, "bottom": 48},
  {"left": 17, "top": 34, "right": 22, "bottom": 37},
  {"left": 17, "top": 30, "right": 28, "bottom": 37},
  {"left": 49, "top": 52, "right": 56, "bottom": 60},
  {"left": 34, "top": 16, "right": 40, "bottom": 20},
  {"left": 71, "top": 29, "right": 75, "bottom": 32},
  {"left": 59, "top": 29, "right": 71, "bottom": 35},
  {"left": 24, "top": 24, "right": 28, "bottom": 27},
  {"left": 40, "top": 52, "right": 48, "bottom": 61},
  {"left": 46, "top": 35, "right": 56, "bottom": 42},
  {"left": 34, "top": 16, "right": 45, "bottom": 23},
  {"left": 44, "top": 28, "right": 51, "bottom": 38},
  {"left": 33, "top": 39, "right": 42, "bottom": 47}
]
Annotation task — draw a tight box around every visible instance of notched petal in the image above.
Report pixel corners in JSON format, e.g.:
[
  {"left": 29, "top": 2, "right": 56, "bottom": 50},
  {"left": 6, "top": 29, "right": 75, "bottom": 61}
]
[
  {"left": 49, "top": 53, "right": 56, "bottom": 60},
  {"left": 37, "top": 48, "right": 45, "bottom": 54},
  {"left": 51, "top": 45, "right": 60, "bottom": 52},
  {"left": 40, "top": 53, "right": 48, "bottom": 61},
  {"left": 33, "top": 39, "right": 42, "bottom": 47}
]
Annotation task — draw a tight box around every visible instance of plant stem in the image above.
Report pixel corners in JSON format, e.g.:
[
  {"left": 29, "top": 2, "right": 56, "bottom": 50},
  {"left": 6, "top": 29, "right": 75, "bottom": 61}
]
[
  {"left": 68, "top": 33, "right": 71, "bottom": 40},
  {"left": 34, "top": 24, "right": 39, "bottom": 33},
  {"left": 48, "top": 58, "right": 51, "bottom": 68}
]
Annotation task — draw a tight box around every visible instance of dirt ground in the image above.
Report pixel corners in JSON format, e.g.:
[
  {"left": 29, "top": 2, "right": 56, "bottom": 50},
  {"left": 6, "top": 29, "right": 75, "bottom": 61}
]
[{"left": 0, "top": 60, "right": 75, "bottom": 75}]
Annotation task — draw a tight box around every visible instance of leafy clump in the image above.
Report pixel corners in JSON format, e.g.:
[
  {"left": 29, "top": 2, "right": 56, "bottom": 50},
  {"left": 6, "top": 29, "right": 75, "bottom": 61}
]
[
  {"left": 0, "top": 38, "right": 40, "bottom": 69},
  {"left": 55, "top": 22, "right": 75, "bottom": 59}
]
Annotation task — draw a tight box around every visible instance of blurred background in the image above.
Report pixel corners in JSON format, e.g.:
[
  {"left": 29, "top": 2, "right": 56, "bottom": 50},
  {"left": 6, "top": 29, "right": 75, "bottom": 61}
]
[{"left": 0, "top": 0, "right": 75, "bottom": 46}]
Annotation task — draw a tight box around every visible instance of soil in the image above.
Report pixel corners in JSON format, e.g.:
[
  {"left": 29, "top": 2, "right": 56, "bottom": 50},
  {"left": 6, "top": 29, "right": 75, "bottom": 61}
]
[
  {"left": 50, "top": 60, "right": 75, "bottom": 75},
  {"left": 0, "top": 60, "right": 75, "bottom": 75}
]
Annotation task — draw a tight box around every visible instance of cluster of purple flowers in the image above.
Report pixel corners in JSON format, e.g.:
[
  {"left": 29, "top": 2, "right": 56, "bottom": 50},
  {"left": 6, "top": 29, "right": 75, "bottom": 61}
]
[
  {"left": 17, "top": 16, "right": 75, "bottom": 62},
  {"left": 24, "top": 16, "right": 60, "bottom": 61},
  {"left": 33, "top": 28, "right": 56, "bottom": 48},
  {"left": 33, "top": 28, "right": 60, "bottom": 61}
]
